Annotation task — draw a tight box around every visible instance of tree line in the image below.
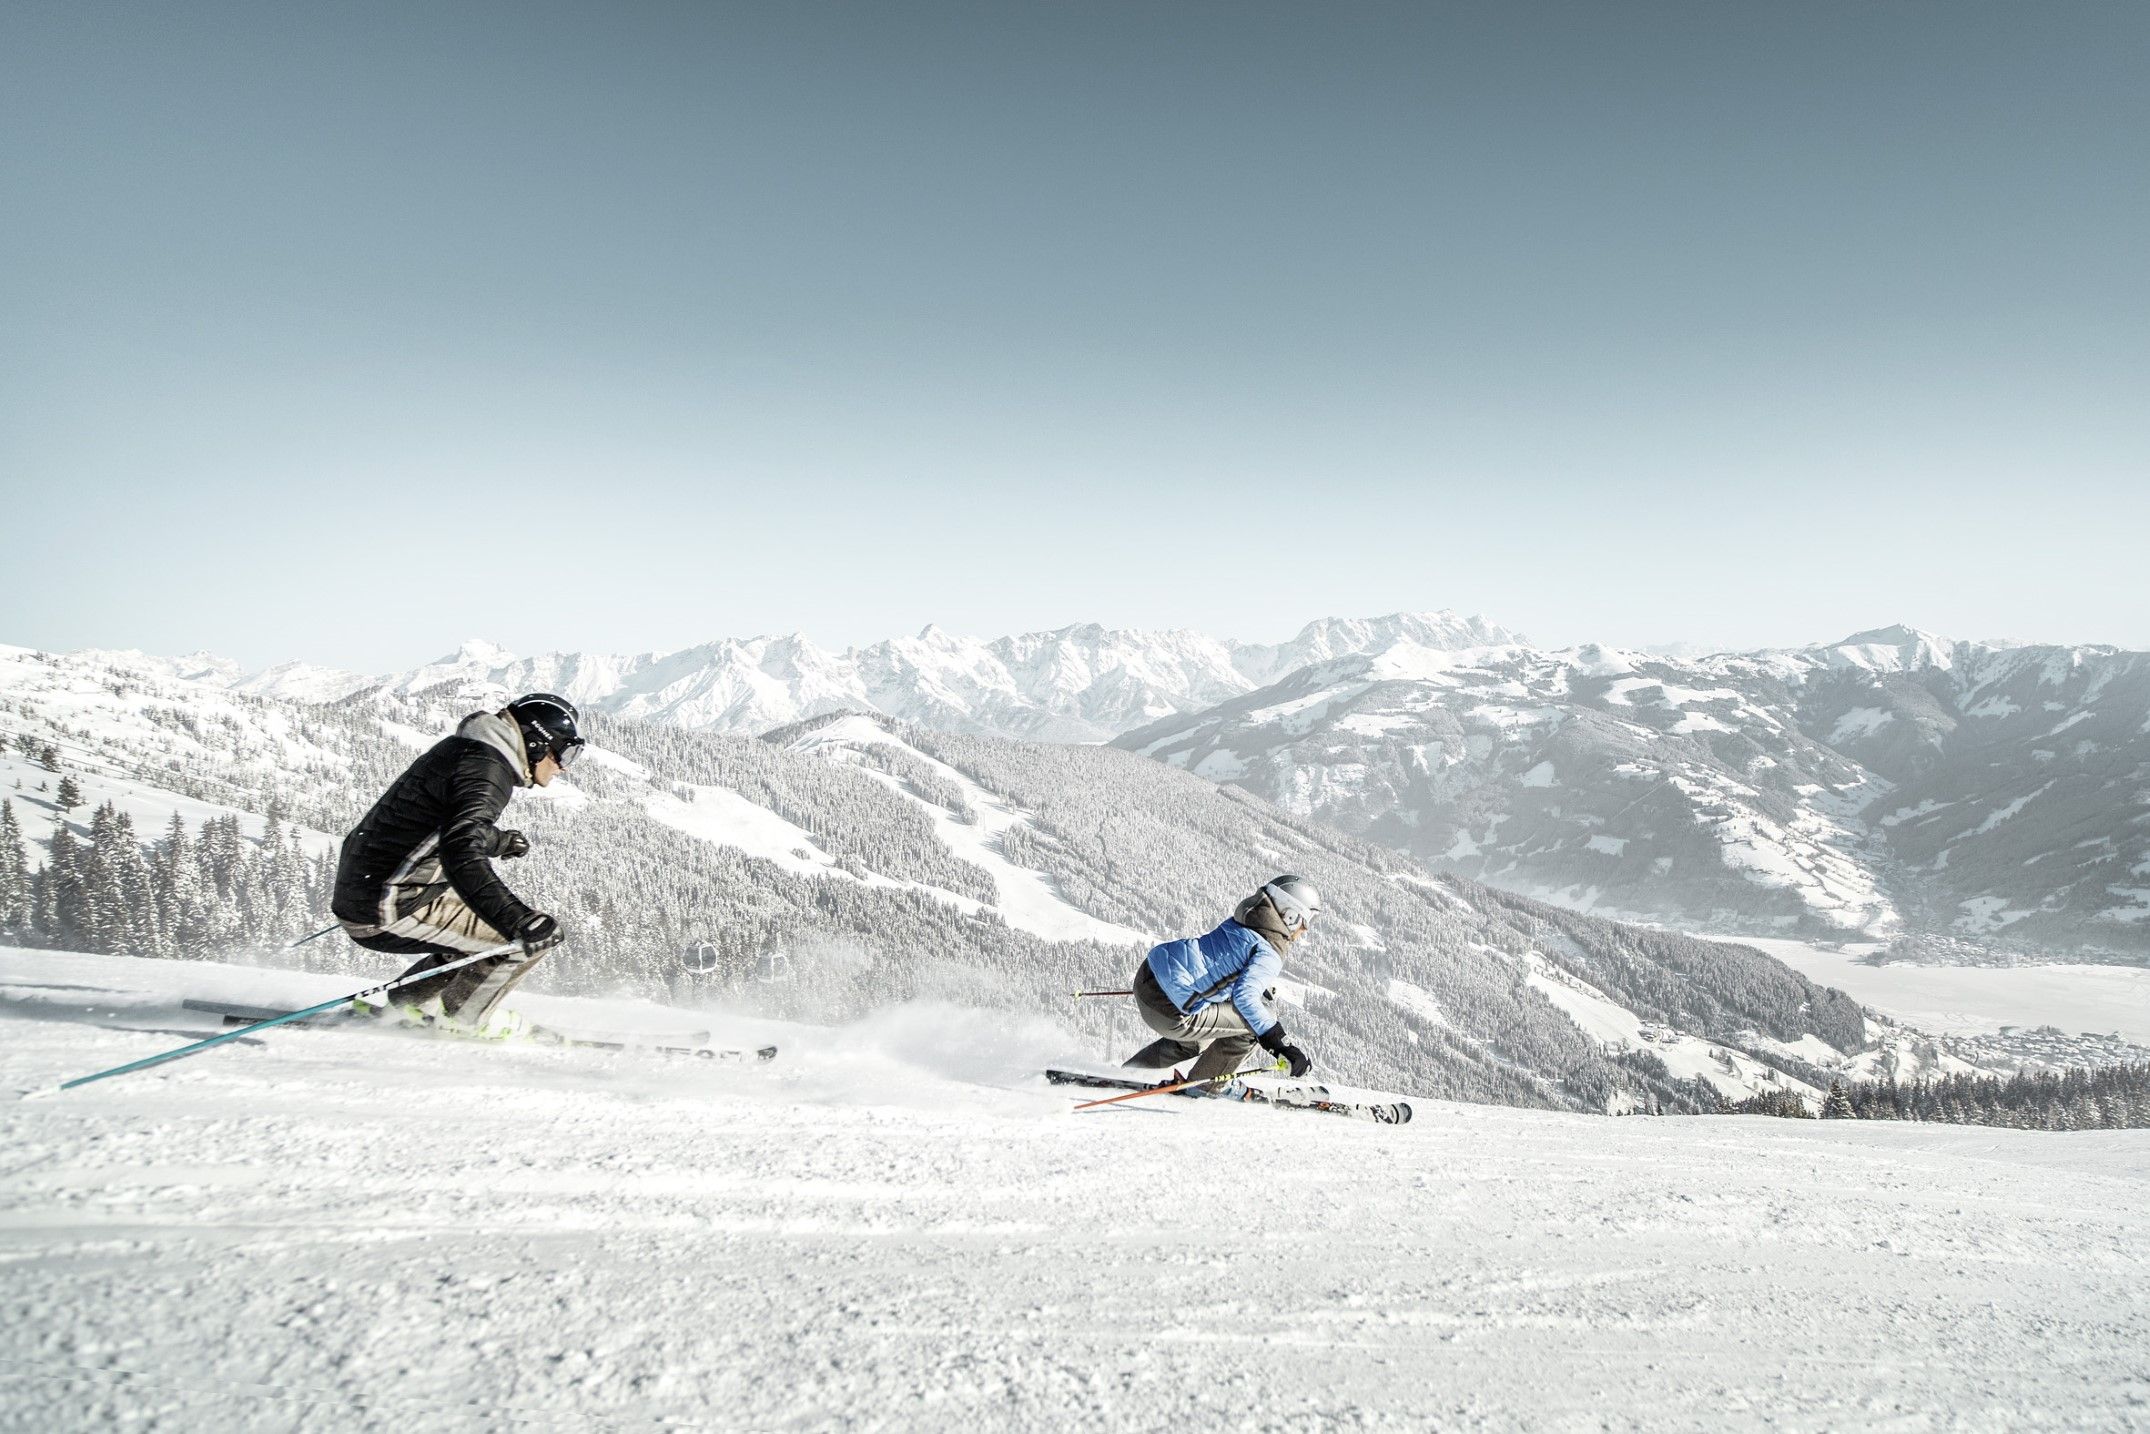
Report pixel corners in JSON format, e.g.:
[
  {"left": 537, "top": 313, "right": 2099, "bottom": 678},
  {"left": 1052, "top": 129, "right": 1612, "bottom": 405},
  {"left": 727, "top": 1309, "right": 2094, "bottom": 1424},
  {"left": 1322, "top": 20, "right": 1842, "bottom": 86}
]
[
  {"left": 0, "top": 797, "right": 334, "bottom": 957},
  {"left": 1719, "top": 1065, "right": 2150, "bottom": 1130}
]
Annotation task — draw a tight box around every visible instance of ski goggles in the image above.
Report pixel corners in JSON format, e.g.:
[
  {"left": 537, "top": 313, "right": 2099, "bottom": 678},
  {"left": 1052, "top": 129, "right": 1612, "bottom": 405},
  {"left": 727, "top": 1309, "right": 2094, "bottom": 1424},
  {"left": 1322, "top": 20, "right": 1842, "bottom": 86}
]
[{"left": 551, "top": 736, "right": 587, "bottom": 769}]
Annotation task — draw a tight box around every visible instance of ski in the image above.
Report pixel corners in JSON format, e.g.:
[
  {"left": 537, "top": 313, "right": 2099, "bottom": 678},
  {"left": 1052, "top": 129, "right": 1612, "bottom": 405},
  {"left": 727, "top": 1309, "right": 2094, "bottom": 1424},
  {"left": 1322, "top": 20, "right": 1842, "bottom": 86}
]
[
  {"left": 102, "top": 1024, "right": 269, "bottom": 1045},
  {"left": 1043, "top": 1068, "right": 1412, "bottom": 1124},
  {"left": 177, "top": 997, "right": 713, "bottom": 1044},
  {"left": 382, "top": 1010, "right": 777, "bottom": 1064},
  {"left": 180, "top": 998, "right": 777, "bottom": 1064}
]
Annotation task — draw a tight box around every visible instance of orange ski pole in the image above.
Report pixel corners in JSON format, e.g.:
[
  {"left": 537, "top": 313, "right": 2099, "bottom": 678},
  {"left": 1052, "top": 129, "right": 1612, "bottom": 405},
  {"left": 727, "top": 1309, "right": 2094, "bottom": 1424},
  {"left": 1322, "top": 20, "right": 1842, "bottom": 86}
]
[{"left": 1070, "top": 1060, "right": 1287, "bottom": 1112}]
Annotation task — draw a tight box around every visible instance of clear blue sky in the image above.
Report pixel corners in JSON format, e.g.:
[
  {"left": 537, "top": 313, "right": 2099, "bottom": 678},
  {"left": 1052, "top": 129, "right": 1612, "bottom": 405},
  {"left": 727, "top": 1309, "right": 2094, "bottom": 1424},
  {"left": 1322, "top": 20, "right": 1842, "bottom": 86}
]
[{"left": 3, "top": 2, "right": 2145, "bottom": 670}]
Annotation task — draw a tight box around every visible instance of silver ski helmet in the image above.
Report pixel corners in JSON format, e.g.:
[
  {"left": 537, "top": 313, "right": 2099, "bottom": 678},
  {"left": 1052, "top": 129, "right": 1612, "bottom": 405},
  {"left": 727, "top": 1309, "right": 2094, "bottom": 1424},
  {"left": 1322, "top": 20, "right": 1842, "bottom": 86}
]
[
  {"left": 1236, "top": 874, "right": 1321, "bottom": 939},
  {"left": 507, "top": 692, "right": 584, "bottom": 770}
]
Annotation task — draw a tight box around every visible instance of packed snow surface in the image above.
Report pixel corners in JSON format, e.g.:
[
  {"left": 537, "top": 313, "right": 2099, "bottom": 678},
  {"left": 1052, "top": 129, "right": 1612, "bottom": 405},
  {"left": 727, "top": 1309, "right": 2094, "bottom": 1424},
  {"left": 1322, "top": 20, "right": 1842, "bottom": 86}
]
[{"left": 4, "top": 949, "right": 2147, "bottom": 1432}]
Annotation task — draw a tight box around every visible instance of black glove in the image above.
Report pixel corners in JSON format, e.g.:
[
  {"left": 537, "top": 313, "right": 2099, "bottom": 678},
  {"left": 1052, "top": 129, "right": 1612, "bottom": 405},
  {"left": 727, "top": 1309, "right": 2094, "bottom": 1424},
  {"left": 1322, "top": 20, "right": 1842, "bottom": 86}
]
[
  {"left": 518, "top": 912, "right": 564, "bottom": 957},
  {"left": 495, "top": 829, "right": 530, "bottom": 860},
  {"left": 1258, "top": 1023, "right": 1312, "bottom": 1078}
]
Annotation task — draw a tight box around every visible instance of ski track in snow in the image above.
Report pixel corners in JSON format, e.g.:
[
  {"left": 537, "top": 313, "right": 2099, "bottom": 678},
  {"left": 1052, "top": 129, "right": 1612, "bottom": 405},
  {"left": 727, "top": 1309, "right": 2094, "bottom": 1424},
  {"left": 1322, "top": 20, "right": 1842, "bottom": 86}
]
[{"left": 3, "top": 950, "right": 2147, "bottom": 1433}]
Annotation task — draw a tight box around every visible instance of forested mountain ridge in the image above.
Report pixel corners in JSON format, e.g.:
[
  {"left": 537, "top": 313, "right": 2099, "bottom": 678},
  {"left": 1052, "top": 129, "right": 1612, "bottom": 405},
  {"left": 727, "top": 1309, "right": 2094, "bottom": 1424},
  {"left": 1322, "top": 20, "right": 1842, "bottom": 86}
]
[
  {"left": 1117, "top": 627, "right": 2150, "bottom": 957},
  {"left": 0, "top": 642, "right": 1910, "bottom": 1113},
  {"left": 105, "top": 614, "right": 2149, "bottom": 955}
]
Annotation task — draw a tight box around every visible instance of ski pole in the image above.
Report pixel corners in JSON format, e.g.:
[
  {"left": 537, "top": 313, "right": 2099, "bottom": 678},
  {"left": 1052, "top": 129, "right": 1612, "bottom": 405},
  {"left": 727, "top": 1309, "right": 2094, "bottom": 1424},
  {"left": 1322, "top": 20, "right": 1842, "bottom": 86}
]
[
  {"left": 287, "top": 924, "right": 341, "bottom": 948},
  {"left": 1070, "top": 1059, "right": 1289, "bottom": 1113},
  {"left": 33, "top": 941, "right": 524, "bottom": 1096},
  {"left": 1069, "top": 989, "right": 1132, "bottom": 999}
]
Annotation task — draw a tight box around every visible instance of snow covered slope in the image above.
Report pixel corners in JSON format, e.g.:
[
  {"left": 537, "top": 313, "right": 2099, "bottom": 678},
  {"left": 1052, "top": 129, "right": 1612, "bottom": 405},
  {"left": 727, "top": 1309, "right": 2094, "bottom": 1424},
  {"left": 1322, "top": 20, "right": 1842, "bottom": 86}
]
[
  {"left": 3, "top": 948, "right": 2145, "bottom": 1432},
  {"left": 1739, "top": 629, "right": 2150, "bottom": 951},
  {"left": 75, "top": 612, "right": 2150, "bottom": 954},
  {"left": 0, "top": 646, "right": 342, "bottom": 858},
  {"left": 0, "top": 645, "right": 1882, "bottom": 1115},
  {"left": 778, "top": 714, "right": 1149, "bottom": 944},
  {"left": 1119, "top": 641, "right": 1897, "bottom": 940},
  {"left": 0, "top": 749, "right": 332, "bottom": 861},
  {"left": 1117, "top": 629, "right": 2150, "bottom": 957}
]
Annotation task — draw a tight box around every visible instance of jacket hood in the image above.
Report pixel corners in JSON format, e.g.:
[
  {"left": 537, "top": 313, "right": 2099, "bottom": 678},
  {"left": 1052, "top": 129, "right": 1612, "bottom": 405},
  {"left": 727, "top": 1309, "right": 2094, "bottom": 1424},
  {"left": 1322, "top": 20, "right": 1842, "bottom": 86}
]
[
  {"left": 1232, "top": 894, "right": 1301, "bottom": 951},
  {"left": 458, "top": 710, "right": 533, "bottom": 787}
]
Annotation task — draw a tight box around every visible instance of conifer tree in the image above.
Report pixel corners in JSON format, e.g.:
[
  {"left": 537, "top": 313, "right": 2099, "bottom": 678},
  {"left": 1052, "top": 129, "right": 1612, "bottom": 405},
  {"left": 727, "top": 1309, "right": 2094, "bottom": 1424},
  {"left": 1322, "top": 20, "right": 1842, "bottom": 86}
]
[
  {"left": 152, "top": 812, "right": 196, "bottom": 957},
  {"left": 45, "top": 823, "right": 86, "bottom": 948},
  {"left": 81, "top": 802, "right": 129, "bottom": 950},
  {"left": 1822, "top": 1078, "right": 1855, "bottom": 1119},
  {"left": 197, "top": 816, "right": 245, "bottom": 949},
  {"left": 0, "top": 800, "right": 26, "bottom": 933},
  {"left": 55, "top": 773, "right": 84, "bottom": 811},
  {"left": 255, "top": 826, "right": 304, "bottom": 941},
  {"left": 28, "top": 863, "right": 54, "bottom": 936},
  {"left": 111, "top": 810, "right": 157, "bottom": 953}
]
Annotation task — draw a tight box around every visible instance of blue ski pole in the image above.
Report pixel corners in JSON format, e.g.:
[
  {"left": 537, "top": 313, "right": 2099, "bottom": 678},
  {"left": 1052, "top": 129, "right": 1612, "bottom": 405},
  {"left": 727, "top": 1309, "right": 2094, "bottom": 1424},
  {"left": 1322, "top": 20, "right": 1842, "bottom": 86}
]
[{"left": 32, "top": 940, "right": 524, "bottom": 1097}]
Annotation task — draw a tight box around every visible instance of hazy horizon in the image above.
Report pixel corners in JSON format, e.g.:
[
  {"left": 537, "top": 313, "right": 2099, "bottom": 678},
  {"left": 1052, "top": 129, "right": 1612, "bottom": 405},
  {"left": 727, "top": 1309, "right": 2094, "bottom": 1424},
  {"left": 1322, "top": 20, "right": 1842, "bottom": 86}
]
[{"left": 15, "top": 607, "right": 2132, "bottom": 678}]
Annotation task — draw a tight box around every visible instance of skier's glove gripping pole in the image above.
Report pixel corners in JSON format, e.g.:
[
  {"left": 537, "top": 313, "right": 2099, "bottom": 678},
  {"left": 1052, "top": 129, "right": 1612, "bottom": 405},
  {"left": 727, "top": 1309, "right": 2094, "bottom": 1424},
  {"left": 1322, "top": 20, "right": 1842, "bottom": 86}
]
[{"left": 34, "top": 941, "right": 524, "bottom": 1096}]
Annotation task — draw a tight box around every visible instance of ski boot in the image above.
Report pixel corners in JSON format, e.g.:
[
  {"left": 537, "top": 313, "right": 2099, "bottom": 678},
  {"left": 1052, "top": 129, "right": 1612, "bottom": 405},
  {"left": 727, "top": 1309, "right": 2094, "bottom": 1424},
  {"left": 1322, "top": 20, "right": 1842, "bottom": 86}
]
[
  {"left": 1191, "top": 1075, "right": 1256, "bottom": 1102},
  {"left": 352, "top": 993, "right": 444, "bottom": 1027},
  {"left": 464, "top": 1006, "right": 538, "bottom": 1042}
]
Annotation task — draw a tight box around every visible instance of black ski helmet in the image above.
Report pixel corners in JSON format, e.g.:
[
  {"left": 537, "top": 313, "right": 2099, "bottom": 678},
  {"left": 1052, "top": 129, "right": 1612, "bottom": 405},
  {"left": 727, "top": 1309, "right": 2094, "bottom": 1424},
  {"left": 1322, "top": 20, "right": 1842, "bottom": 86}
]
[{"left": 507, "top": 692, "right": 583, "bottom": 770}]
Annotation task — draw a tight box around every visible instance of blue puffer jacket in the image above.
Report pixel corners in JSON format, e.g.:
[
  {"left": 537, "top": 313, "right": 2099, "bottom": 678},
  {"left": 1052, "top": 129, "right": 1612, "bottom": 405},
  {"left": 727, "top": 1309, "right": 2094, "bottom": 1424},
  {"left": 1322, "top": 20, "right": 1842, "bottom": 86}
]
[{"left": 1144, "top": 919, "right": 1283, "bottom": 1036}]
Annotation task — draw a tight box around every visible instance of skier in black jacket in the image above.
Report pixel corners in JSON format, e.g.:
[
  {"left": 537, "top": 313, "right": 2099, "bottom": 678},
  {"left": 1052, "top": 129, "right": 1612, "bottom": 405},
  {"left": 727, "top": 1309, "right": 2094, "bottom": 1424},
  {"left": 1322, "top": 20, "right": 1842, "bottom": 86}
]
[{"left": 332, "top": 693, "right": 583, "bottom": 1032}]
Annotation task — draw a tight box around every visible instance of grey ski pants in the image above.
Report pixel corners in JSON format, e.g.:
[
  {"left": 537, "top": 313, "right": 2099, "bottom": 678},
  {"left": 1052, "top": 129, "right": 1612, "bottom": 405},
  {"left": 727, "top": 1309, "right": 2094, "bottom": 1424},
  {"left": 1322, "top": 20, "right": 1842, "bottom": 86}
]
[
  {"left": 339, "top": 885, "right": 538, "bottom": 1024},
  {"left": 1123, "top": 962, "right": 1258, "bottom": 1082}
]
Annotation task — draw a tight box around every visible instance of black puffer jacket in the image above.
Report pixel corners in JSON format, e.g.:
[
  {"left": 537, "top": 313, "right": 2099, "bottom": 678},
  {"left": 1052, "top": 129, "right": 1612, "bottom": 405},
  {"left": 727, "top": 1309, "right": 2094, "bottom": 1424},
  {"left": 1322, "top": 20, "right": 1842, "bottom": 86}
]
[{"left": 332, "top": 712, "right": 536, "bottom": 936}]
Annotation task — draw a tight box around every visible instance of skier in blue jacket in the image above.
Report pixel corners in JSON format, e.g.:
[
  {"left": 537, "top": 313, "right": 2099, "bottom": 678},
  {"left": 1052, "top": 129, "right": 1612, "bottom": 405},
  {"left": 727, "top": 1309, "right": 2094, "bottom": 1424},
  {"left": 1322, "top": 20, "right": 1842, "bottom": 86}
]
[{"left": 1123, "top": 875, "right": 1319, "bottom": 1089}]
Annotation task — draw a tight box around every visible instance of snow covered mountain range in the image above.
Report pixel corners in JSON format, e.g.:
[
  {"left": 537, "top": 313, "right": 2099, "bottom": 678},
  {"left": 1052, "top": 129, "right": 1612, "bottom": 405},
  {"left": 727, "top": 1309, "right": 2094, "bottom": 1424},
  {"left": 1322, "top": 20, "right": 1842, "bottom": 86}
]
[
  {"left": 112, "top": 612, "right": 2150, "bottom": 957},
  {"left": 4, "top": 641, "right": 1980, "bottom": 1115},
  {"left": 128, "top": 610, "right": 1522, "bottom": 743},
  {"left": 1121, "top": 625, "right": 2150, "bottom": 957}
]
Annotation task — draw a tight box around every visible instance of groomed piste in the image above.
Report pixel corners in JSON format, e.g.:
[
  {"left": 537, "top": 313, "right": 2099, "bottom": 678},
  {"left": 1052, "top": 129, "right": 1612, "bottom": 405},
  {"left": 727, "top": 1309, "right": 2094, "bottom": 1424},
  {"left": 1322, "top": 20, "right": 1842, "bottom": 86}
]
[{"left": 4, "top": 948, "right": 2146, "bottom": 1431}]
